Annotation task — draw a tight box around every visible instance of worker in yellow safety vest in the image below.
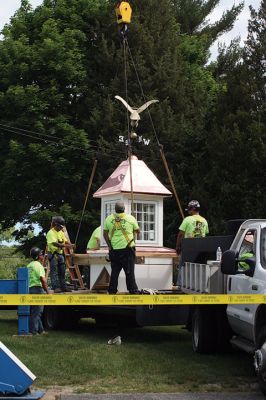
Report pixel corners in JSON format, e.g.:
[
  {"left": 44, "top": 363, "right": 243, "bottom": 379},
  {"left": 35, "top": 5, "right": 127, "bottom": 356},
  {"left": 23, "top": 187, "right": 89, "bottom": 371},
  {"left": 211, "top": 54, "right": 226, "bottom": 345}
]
[
  {"left": 175, "top": 200, "right": 209, "bottom": 286},
  {"left": 103, "top": 201, "right": 139, "bottom": 294},
  {"left": 46, "top": 216, "right": 74, "bottom": 293}
]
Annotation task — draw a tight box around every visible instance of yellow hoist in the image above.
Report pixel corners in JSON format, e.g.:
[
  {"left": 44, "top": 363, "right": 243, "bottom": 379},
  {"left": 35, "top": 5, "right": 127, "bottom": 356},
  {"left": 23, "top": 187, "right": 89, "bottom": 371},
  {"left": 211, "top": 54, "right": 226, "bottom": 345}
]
[
  {"left": 114, "top": 0, "right": 185, "bottom": 220},
  {"left": 115, "top": 1, "right": 132, "bottom": 37}
]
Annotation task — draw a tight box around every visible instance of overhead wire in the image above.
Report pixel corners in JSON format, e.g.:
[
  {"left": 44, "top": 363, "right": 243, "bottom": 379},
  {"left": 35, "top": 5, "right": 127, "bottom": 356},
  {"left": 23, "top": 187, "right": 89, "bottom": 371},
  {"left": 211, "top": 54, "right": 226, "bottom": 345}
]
[
  {"left": 0, "top": 122, "right": 98, "bottom": 144},
  {"left": 0, "top": 121, "right": 162, "bottom": 160},
  {"left": 0, "top": 123, "right": 96, "bottom": 154},
  {"left": 0, "top": 124, "right": 121, "bottom": 158},
  {"left": 0, "top": 126, "right": 162, "bottom": 167}
]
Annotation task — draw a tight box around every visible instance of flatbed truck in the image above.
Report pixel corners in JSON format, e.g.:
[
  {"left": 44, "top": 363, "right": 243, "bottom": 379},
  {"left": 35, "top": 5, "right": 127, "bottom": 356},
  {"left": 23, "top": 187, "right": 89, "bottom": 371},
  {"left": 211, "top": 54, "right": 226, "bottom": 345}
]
[{"left": 44, "top": 218, "right": 266, "bottom": 394}]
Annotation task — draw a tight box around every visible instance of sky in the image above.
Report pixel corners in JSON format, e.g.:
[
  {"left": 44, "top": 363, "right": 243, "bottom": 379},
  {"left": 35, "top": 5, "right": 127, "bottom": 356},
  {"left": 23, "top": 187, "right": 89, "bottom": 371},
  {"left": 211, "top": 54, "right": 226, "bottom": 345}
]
[{"left": 0, "top": 1, "right": 261, "bottom": 57}]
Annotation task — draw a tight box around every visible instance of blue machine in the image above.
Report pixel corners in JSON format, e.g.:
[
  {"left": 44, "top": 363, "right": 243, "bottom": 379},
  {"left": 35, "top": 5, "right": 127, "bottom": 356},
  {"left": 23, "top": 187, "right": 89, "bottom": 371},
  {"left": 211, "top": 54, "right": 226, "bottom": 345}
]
[
  {"left": 0, "top": 268, "right": 44, "bottom": 399},
  {"left": 0, "top": 268, "right": 30, "bottom": 335},
  {"left": 0, "top": 341, "right": 44, "bottom": 400}
]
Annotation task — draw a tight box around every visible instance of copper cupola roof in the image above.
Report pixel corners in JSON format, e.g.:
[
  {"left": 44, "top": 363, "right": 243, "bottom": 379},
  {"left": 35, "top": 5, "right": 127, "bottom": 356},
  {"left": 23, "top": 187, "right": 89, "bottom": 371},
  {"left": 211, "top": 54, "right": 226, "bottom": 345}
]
[{"left": 93, "top": 155, "right": 172, "bottom": 198}]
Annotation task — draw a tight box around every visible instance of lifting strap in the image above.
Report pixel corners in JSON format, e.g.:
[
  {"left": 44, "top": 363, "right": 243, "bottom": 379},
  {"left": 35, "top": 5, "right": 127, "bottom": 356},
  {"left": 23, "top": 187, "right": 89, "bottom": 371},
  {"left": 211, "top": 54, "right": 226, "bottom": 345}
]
[{"left": 110, "top": 215, "right": 134, "bottom": 247}]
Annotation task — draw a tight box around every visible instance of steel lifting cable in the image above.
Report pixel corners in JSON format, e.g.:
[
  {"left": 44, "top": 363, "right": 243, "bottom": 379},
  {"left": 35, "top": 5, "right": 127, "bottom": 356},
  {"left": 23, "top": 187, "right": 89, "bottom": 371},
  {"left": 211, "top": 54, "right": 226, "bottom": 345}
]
[
  {"left": 122, "top": 37, "right": 135, "bottom": 216},
  {"left": 74, "top": 157, "right": 98, "bottom": 247},
  {"left": 125, "top": 39, "right": 185, "bottom": 220}
]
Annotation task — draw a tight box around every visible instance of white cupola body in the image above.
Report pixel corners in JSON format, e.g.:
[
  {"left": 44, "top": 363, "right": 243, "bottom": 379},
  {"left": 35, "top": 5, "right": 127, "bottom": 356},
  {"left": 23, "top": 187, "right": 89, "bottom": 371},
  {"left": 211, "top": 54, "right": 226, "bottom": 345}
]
[{"left": 93, "top": 155, "right": 172, "bottom": 247}]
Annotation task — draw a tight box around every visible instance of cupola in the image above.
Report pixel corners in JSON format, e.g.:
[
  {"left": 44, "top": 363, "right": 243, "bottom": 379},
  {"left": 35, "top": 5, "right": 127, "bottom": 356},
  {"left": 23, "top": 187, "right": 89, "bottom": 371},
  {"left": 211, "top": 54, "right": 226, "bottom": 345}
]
[{"left": 94, "top": 155, "right": 172, "bottom": 247}]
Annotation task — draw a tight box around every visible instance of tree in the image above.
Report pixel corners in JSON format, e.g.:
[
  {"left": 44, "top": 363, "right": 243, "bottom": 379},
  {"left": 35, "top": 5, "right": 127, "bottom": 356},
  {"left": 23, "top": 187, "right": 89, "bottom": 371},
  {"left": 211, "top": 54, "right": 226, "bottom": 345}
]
[
  {"left": 0, "top": 0, "right": 103, "bottom": 250},
  {"left": 0, "top": 0, "right": 243, "bottom": 250},
  {"left": 173, "top": 0, "right": 244, "bottom": 44},
  {"left": 244, "top": 1, "right": 266, "bottom": 113},
  {"left": 197, "top": 1, "right": 266, "bottom": 231}
]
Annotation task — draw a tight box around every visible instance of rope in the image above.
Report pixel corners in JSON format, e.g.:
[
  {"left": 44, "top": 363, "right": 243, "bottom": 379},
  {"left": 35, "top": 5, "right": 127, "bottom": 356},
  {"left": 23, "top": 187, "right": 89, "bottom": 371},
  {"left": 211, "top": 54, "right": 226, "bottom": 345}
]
[
  {"left": 125, "top": 39, "right": 184, "bottom": 219},
  {"left": 126, "top": 39, "right": 161, "bottom": 147},
  {"left": 122, "top": 38, "right": 135, "bottom": 216},
  {"left": 159, "top": 147, "right": 184, "bottom": 219},
  {"left": 74, "top": 158, "right": 98, "bottom": 246}
]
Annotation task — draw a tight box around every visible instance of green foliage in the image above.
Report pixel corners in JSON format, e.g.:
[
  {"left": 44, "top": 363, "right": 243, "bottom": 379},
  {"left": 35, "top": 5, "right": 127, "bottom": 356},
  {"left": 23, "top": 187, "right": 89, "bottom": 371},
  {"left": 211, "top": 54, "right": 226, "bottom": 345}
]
[
  {"left": 199, "top": 1, "right": 266, "bottom": 232},
  {"left": 0, "top": 247, "right": 29, "bottom": 279},
  {"left": 173, "top": 0, "right": 244, "bottom": 44},
  {"left": 0, "top": 225, "right": 16, "bottom": 242},
  {"left": 0, "top": 0, "right": 254, "bottom": 250}
]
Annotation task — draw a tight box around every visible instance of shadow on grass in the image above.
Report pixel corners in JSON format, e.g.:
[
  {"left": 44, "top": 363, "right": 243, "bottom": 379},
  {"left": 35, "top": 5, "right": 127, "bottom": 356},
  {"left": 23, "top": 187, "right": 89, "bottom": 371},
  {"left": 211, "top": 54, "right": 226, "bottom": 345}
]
[
  {"left": 69, "top": 318, "right": 253, "bottom": 370},
  {"left": 69, "top": 317, "right": 189, "bottom": 343},
  {"left": 60, "top": 318, "right": 256, "bottom": 390},
  {"left": 0, "top": 310, "right": 257, "bottom": 391}
]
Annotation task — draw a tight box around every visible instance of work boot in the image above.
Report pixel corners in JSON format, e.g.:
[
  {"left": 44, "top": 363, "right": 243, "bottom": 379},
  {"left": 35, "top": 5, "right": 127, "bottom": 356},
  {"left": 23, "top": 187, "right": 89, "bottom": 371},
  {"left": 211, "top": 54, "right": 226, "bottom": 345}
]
[{"left": 62, "top": 287, "right": 72, "bottom": 292}]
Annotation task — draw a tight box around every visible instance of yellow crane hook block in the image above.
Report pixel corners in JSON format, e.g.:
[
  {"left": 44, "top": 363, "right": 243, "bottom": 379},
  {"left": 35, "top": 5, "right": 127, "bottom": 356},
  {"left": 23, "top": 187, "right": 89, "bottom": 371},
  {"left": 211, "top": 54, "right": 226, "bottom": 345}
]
[{"left": 115, "top": 1, "right": 132, "bottom": 25}]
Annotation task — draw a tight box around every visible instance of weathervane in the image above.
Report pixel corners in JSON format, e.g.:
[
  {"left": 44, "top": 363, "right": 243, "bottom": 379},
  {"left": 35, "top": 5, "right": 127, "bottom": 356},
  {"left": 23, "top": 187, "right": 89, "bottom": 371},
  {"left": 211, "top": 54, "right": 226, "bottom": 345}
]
[{"left": 115, "top": 95, "right": 159, "bottom": 139}]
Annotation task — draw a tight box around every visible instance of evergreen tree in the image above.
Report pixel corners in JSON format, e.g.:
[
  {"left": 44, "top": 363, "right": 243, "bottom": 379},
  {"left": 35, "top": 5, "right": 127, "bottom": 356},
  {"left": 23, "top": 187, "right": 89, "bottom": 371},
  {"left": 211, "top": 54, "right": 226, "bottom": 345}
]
[
  {"left": 173, "top": 0, "right": 244, "bottom": 43},
  {"left": 0, "top": 0, "right": 243, "bottom": 250},
  {"left": 245, "top": 1, "right": 266, "bottom": 112},
  {"left": 199, "top": 1, "right": 266, "bottom": 232}
]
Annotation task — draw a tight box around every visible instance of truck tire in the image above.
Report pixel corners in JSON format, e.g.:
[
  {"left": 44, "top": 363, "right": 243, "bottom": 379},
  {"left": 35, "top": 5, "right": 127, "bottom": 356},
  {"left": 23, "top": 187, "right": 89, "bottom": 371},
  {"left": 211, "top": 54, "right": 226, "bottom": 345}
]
[
  {"left": 42, "top": 307, "right": 80, "bottom": 330},
  {"left": 255, "top": 326, "right": 266, "bottom": 394},
  {"left": 42, "top": 306, "right": 62, "bottom": 330},
  {"left": 214, "top": 306, "right": 233, "bottom": 353},
  {"left": 192, "top": 306, "right": 216, "bottom": 353}
]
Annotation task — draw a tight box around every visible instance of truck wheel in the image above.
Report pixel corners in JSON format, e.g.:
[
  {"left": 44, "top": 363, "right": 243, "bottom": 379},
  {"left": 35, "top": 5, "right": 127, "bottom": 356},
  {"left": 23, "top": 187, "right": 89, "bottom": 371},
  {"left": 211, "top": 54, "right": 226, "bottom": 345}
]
[
  {"left": 192, "top": 307, "right": 215, "bottom": 353},
  {"left": 255, "top": 326, "right": 266, "bottom": 394},
  {"left": 42, "top": 306, "right": 62, "bottom": 330},
  {"left": 214, "top": 306, "right": 233, "bottom": 353},
  {"left": 42, "top": 307, "right": 80, "bottom": 330}
]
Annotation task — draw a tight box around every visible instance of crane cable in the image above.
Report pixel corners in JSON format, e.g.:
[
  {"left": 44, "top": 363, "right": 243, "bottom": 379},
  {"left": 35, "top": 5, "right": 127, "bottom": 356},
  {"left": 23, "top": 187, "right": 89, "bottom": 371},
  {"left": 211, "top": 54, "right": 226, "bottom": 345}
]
[
  {"left": 122, "top": 36, "right": 135, "bottom": 217},
  {"left": 73, "top": 2, "right": 133, "bottom": 245},
  {"left": 125, "top": 38, "right": 185, "bottom": 220},
  {"left": 75, "top": 0, "right": 185, "bottom": 245}
]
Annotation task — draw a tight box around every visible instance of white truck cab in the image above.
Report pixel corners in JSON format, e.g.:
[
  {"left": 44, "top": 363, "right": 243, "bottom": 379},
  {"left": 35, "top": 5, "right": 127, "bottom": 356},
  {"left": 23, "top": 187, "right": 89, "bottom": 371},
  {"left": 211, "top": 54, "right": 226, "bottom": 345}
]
[
  {"left": 221, "top": 219, "right": 266, "bottom": 393},
  {"left": 226, "top": 220, "right": 266, "bottom": 343},
  {"left": 181, "top": 219, "right": 266, "bottom": 394}
]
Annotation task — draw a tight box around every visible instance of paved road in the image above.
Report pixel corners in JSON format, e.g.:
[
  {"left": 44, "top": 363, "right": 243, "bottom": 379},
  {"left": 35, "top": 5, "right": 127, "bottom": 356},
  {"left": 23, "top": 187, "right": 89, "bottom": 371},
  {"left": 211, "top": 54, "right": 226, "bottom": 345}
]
[{"left": 61, "top": 393, "right": 264, "bottom": 400}]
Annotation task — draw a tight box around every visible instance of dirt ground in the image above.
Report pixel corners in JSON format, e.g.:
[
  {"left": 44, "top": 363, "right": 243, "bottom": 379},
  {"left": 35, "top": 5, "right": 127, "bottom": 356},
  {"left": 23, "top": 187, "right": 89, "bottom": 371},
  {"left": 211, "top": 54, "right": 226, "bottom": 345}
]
[
  {"left": 39, "top": 388, "right": 264, "bottom": 400},
  {"left": 41, "top": 386, "right": 75, "bottom": 400}
]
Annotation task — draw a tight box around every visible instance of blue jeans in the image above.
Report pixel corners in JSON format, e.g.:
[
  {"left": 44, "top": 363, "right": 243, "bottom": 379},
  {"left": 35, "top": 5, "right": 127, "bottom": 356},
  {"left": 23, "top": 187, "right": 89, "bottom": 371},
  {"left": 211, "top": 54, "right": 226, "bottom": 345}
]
[
  {"left": 29, "top": 286, "right": 44, "bottom": 334},
  {"left": 48, "top": 253, "right": 66, "bottom": 290}
]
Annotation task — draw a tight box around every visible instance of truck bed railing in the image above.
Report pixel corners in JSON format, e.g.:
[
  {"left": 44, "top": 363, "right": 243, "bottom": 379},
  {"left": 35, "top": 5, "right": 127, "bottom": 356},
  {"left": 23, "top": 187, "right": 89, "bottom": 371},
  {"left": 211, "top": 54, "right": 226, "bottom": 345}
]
[{"left": 180, "top": 261, "right": 225, "bottom": 294}]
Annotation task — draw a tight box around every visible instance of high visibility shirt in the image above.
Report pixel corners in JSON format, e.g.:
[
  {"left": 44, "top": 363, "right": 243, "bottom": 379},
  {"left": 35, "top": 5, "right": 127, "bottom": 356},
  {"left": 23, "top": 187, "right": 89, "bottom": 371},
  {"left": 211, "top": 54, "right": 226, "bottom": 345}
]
[
  {"left": 239, "top": 252, "right": 254, "bottom": 270},
  {"left": 27, "top": 260, "right": 45, "bottom": 288},
  {"left": 104, "top": 213, "right": 139, "bottom": 250},
  {"left": 179, "top": 215, "right": 209, "bottom": 238},
  {"left": 87, "top": 226, "right": 101, "bottom": 250},
  {"left": 46, "top": 227, "right": 67, "bottom": 254}
]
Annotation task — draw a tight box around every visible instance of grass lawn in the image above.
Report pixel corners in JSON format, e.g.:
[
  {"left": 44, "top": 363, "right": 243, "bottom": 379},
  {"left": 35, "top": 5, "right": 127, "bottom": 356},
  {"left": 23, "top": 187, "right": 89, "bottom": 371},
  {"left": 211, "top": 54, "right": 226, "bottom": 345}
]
[{"left": 0, "top": 310, "right": 257, "bottom": 393}]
